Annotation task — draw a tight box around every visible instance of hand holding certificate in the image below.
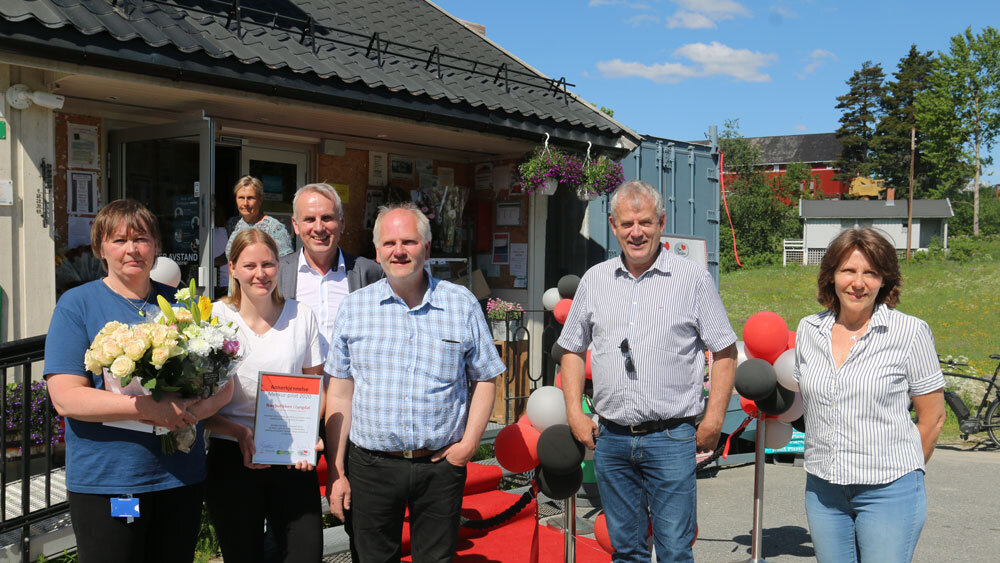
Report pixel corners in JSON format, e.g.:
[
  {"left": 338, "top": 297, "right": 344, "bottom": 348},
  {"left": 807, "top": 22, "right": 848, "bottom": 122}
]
[{"left": 252, "top": 372, "right": 322, "bottom": 466}]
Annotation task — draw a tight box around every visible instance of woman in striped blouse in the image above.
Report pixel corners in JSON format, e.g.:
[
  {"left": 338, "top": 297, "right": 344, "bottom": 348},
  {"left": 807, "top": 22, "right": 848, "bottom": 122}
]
[{"left": 794, "top": 228, "right": 946, "bottom": 563}]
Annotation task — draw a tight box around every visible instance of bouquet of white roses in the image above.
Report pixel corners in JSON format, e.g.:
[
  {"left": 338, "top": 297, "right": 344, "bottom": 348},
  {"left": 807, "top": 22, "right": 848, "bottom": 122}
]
[{"left": 85, "top": 280, "right": 239, "bottom": 454}]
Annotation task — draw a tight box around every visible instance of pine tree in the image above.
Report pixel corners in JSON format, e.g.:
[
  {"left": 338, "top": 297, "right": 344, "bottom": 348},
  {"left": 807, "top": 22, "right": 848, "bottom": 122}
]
[
  {"left": 871, "top": 46, "right": 935, "bottom": 197},
  {"left": 834, "top": 61, "right": 885, "bottom": 181}
]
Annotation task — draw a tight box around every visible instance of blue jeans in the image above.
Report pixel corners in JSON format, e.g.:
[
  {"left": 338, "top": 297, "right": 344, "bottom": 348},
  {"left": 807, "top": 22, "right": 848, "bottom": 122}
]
[
  {"left": 805, "top": 470, "right": 926, "bottom": 563},
  {"left": 594, "top": 420, "right": 697, "bottom": 563}
]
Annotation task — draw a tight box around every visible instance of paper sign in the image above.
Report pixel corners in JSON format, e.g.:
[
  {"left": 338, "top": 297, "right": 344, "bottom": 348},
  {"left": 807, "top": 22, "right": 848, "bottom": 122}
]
[
  {"left": 252, "top": 372, "right": 322, "bottom": 465},
  {"left": 510, "top": 243, "right": 528, "bottom": 277},
  {"left": 369, "top": 152, "right": 388, "bottom": 187},
  {"left": 492, "top": 233, "right": 510, "bottom": 265}
]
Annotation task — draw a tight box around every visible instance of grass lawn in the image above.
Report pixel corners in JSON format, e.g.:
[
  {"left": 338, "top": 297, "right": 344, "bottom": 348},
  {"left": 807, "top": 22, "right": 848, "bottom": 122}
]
[{"left": 719, "top": 260, "right": 1000, "bottom": 444}]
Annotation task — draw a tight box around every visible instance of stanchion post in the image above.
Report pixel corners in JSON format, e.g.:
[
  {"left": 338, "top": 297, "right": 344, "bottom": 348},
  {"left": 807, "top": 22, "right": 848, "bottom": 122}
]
[
  {"left": 563, "top": 495, "right": 576, "bottom": 562},
  {"left": 747, "top": 414, "right": 768, "bottom": 563}
]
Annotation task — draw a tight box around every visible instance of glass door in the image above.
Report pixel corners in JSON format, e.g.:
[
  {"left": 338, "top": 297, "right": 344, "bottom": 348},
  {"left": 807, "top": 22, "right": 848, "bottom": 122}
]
[
  {"left": 241, "top": 146, "right": 308, "bottom": 251},
  {"left": 109, "top": 117, "right": 216, "bottom": 296}
]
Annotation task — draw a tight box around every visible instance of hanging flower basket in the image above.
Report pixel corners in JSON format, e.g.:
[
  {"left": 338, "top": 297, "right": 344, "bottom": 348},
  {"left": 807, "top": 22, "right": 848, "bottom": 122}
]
[
  {"left": 517, "top": 146, "right": 583, "bottom": 195},
  {"left": 578, "top": 156, "right": 625, "bottom": 200}
]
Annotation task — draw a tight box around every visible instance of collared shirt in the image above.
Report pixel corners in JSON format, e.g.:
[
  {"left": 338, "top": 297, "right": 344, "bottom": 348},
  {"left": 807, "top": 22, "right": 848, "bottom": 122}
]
[
  {"left": 296, "top": 248, "right": 349, "bottom": 356},
  {"left": 558, "top": 249, "right": 736, "bottom": 425},
  {"left": 326, "top": 276, "right": 505, "bottom": 452},
  {"left": 793, "top": 304, "right": 945, "bottom": 485}
]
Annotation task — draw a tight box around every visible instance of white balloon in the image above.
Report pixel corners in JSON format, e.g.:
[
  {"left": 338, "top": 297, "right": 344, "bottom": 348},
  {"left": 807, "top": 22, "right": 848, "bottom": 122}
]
[
  {"left": 526, "top": 386, "right": 567, "bottom": 432},
  {"left": 763, "top": 419, "right": 794, "bottom": 450},
  {"left": 149, "top": 256, "right": 182, "bottom": 288},
  {"left": 735, "top": 341, "right": 749, "bottom": 366},
  {"left": 773, "top": 349, "right": 799, "bottom": 392},
  {"left": 776, "top": 392, "right": 803, "bottom": 423},
  {"left": 542, "top": 287, "right": 562, "bottom": 311}
]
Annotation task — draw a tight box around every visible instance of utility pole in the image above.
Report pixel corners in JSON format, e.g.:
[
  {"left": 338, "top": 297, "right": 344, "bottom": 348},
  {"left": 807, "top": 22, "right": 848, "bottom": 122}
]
[{"left": 906, "top": 127, "right": 915, "bottom": 261}]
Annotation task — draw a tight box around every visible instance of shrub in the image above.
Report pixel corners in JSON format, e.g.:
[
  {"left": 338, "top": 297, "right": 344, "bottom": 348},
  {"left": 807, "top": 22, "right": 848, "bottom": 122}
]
[{"left": 4, "top": 381, "right": 64, "bottom": 452}]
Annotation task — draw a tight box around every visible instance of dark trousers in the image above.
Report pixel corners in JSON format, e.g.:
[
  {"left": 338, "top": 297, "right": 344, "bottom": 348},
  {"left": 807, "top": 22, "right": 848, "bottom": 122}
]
[
  {"left": 348, "top": 446, "right": 467, "bottom": 563},
  {"left": 68, "top": 483, "right": 203, "bottom": 563},
  {"left": 205, "top": 438, "right": 323, "bottom": 563}
]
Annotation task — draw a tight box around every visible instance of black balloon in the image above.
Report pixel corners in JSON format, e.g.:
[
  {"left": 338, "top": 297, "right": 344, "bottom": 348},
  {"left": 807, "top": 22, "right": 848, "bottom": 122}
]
[
  {"left": 557, "top": 275, "right": 581, "bottom": 299},
  {"left": 790, "top": 415, "right": 806, "bottom": 433},
  {"left": 537, "top": 424, "right": 585, "bottom": 475},
  {"left": 756, "top": 384, "right": 795, "bottom": 416},
  {"left": 551, "top": 342, "right": 566, "bottom": 364},
  {"left": 536, "top": 466, "right": 583, "bottom": 500},
  {"left": 734, "top": 358, "right": 778, "bottom": 401}
]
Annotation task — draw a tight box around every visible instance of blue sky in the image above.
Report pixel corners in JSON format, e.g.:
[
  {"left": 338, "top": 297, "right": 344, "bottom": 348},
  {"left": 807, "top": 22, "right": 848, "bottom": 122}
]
[{"left": 433, "top": 0, "right": 998, "bottom": 183}]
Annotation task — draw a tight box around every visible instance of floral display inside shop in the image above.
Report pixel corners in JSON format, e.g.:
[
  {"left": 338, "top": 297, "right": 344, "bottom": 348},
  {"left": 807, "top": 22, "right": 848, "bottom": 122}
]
[
  {"left": 516, "top": 146, "right": 584, "bottom": 195},
  {"left": 577, "top": 155, "right": 626, "bottom": 201},
  {"left": 486, "top": 297, "right": 525, "bottom": 341}
]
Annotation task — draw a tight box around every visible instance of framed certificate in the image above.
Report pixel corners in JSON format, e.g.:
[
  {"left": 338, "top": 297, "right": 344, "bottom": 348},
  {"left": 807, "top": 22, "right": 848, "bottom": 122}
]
[{"left": 252, "top": 372, "right": 323, "bottom": 465}]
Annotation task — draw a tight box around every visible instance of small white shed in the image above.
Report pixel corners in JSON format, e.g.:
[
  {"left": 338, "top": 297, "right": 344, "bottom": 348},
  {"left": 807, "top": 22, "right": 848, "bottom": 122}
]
[{"left": 792, "top": 199, "right": 954, "bottom": 265}]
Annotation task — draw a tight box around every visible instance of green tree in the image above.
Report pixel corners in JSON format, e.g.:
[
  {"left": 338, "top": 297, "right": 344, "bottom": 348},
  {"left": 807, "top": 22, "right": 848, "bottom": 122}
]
[
  {"left": 917, "top": 26, "right": 1000, "bottom": 235},
  {"left": 871, "top": 45, "right": 935, "bottom": 197},
  {"left": 599, "top": 105, "right": 615, "bottom": 117},
  {"left": 834, "top": 61, "right": 885, "bottom": 181}
]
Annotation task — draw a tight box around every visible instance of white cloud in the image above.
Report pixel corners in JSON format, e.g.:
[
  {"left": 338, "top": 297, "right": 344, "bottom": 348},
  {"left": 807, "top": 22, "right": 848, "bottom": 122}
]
[
  {"left": 626, "top": 13, "right": 660, "bottom": 26},
  {"left": 794, "top": 124, "right": 808, "bottom": 132},
  {"left": 798, "top": 49, "right": 838, "bottom": 78},
  {"left": 597, "top": 41, "right": 778, "bottom": 83},
  {"left": 667, "top": 0, "right": 750, "bottom": 28}
]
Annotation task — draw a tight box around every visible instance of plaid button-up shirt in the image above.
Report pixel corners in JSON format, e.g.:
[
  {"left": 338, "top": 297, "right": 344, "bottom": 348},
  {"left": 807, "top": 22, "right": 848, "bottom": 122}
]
[{"left": 326, "top": 276, "right": 504, "bottom": 452}]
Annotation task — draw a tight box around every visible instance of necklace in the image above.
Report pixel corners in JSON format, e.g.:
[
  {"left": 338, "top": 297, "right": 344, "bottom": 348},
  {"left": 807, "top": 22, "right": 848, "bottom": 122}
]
[
  {"left": 846, "top": 320, "right": 869, "bottom": 341},
  {"left": 107, "top": 281, "right": 151, "bottom": 318}
]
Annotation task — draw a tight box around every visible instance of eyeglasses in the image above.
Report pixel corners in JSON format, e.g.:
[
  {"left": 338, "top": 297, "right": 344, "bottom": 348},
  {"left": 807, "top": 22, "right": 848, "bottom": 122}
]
[{"left": 619, "top": 338, "right": 635, "bottom": 375}]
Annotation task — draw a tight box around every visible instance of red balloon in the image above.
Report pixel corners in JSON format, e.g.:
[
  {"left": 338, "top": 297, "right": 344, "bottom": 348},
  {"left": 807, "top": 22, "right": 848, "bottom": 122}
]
[
  {"left": 585, "top": 350, "right": 593, "bottom": 379},
  {"left": 739, "top": 396, "right": 759, "bottom": 417},
  {"left": 787, "top": 330, "right": 797, "bottom": 350},
  {"left": 692, "top": 523, "right": 698, "bottom": 546},
  {"left": 553, "top": 299, "right": 572, "bottom": 325},
  {"left": 554, "top": 371, "right": 562, "bottom": 389},
  {"left": 517, "top": 414, "right": 532, "bottom": 427},
  {"left": 743, "top": 312, "right": 789, "bottom": 364},
  {"left": 594, "top": 513, "right": 613, "bottom": 554},
  {"left": 493, "top": 424, "right": 540, "bottom": 474}
]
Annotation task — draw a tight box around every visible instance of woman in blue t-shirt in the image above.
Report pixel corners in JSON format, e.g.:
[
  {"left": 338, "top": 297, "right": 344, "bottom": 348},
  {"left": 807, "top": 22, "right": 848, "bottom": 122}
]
[{"left": 44, "top": 199, "right": 233, "bottom": 563}]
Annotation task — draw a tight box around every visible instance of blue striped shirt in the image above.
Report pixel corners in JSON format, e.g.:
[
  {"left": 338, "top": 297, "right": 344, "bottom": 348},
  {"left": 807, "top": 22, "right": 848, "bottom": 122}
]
[
  {"left": 558, "top": 249, "right": 736, "bottom": 424},
  {"left": 326, "top": 277, "right": 505, "bottom": 452},
  {"left": 794, "top": 304, "right": 945, "bottom": 485}
]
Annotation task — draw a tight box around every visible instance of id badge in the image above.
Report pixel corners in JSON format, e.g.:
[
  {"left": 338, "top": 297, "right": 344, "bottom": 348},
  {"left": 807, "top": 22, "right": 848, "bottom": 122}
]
[{"left": 110, "top": 496, "right": 140, "bottom": 522}]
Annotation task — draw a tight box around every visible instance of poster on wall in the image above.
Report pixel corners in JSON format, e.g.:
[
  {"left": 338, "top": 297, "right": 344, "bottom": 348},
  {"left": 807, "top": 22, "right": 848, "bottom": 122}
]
[
  {"left": 390, "top": 155, "right": 414, "bottom": 179},
  {"left": 474, "top": 163, "right": 493, "bottom": 190},
  {"left": 364, "top": 189, "right": 386, "bottom": 230},
  {"left": 369, "top": 152, "right": 388, "bottom": 187},
  {"left": 331, "top": 183, "right": 350, "bottom": 205},
  {"left": 438, "top": 167, "right": 455, "bottom": 187},
  {"left": 67, "top": 170, "right": 99, "bottom": 215},
  {"left": 67, "top": 123, "right": 99, "bottom": 169},
  {"left": 261, "top": 175, "right": 284, "bottom": 202},
  {"left": 509, "top": 243, "right": 528, "bottom": 277},
  {"left": 168, "top": 195, "right": 201, "bottom": 265},
  {"left": 415, "top": 158, "right": 433, "bottom": 176},
  {"left": 492, "top": 233, "right": 510, "bottom": 265}
]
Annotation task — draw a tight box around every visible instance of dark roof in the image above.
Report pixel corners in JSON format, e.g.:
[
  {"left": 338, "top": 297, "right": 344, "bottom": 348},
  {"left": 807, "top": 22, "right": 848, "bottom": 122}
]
[
  {"left": 0, "top": 0, "right": 637, "bottom": 149},
  {"left": 799, "top": 199, "right": 953, "bottom": 219},
  {"left": 690, "top": 132, "right": 841, "bottom": 165}
]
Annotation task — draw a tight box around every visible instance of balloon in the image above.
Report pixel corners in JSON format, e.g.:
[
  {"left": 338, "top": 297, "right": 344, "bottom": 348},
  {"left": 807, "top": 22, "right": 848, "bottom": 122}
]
[
  {"left": 790, "top": 415, "right": 806, "bottom": 433},
  {"left": 149, "top": 256, "right": 182, "bottom": 288},
  {"left": 734, "top": 359, "right": 777, "bottom": 401},
  {"left": 494, "top": 423, "right": 541, "bottom": 474},
  {"left": 594, "top": 513, "right": 613, "bottom": 554},
  {"left": 551, "top": 342, "right": 565, "bottom": 364},
  {"left": 557, "top": 275, "right": 581, "bottom": 299},
  {"left": 735, "top": 341, "right": 750, "bottom": 366},
  {"left": 585, "top": 349, "right": 593, "bottom": 379},
  {"left": 787, "top": 330, "right": 797, "bottom": 350},
  {"left": 542, "top": 287, "right": 562, "bottom": 311},
  {"left": 526, "top": 386, "right": 567, "bottom": 431},
  {"left": 743, "top": 312, "right": 789, "bottom": 364},
  {"left": 536, "top": 466, "right": 583, "bottom": 500},
  {"left": 517, "top": 414, "right": 533, "bottom": 427},
  {"left": 537, "top": 424, "right": 584, "bottom": 475},
  {"left": 554, "top": 371, "right": 562, "bottom": 389},
  {"left": 773, "top": 349, "right": 799, "bottom": 392},
  {"left": 763, "top": 419, "right": 793, "bottom": 450},
  {"left": 739, "top": 396, "right": 759, "bottom": 417},
  {"left": 553, "top": 299, "right": 572, "bottom": 325},
  {"left": 757, "top": 384, "right": 795, "bottom": 416},
  {"left": 776, "top": 392, "right": 804, "bottom": 423}
]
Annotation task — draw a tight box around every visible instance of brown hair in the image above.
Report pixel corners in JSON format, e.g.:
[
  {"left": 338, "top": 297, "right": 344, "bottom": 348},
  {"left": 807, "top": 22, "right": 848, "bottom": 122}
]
[
  {"left": 233, "top": 175, "right": 264, "bottom": 199},
  {"left": 223, "top": 228, "right": 284, "bottom": 309},
  {"left": 816, "top": 227, "right": 902, "bottom": 314},
  {"left": 90, "top": 199, "right": 160, "bottom": 270}
]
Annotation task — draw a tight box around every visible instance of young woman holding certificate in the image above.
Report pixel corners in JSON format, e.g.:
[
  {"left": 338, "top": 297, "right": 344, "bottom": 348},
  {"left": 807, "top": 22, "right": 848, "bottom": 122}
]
[{"left": 205, "top": 228, "right": 325, "bottom": 562}]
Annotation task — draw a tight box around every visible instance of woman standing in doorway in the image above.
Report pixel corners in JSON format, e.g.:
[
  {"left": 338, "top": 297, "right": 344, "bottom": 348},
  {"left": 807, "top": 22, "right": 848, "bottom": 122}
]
[{"left": 225, "top": 175, "right": 294, "bottom": 259}]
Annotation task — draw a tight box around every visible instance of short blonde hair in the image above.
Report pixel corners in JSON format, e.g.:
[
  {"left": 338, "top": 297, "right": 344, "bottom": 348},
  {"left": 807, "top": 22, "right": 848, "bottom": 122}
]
[
  {"left": 91, "top": 199, "right": 160, "bottom": 270},
  {"left": 372, "top": 202, "right": 432, "bottom": 245},
  {"left": 224, "top": 229, "right": 285, "bottom": 309},
  {"left": 233, "top": 175, "right": 264, "bottom": 199}
]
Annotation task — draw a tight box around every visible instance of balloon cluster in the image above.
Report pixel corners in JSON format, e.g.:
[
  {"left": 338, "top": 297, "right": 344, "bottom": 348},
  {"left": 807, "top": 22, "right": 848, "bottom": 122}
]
[
  {"left": 542, "top": 274, "right": 580, "bottom": 325},
  {"left": 734, "top": 312, "right": 804, "bottom": 450},
  {"left": 493, "top": 386, "right": 586, "bottom": 500}
]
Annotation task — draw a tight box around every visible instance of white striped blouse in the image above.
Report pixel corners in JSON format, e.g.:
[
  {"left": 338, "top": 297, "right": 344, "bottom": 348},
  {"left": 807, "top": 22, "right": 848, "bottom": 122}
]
[
  {"left": 793, "top": 304, "right": 945, "bottom": 485},
  {"left": 558, "top": 249, "right": 736, "bottom": 425}
]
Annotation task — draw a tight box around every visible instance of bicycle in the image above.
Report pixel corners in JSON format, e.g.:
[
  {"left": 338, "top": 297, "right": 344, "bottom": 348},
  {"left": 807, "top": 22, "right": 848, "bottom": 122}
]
[{"left": 939, "top": 354, "right": 1000, "bottom": 448}]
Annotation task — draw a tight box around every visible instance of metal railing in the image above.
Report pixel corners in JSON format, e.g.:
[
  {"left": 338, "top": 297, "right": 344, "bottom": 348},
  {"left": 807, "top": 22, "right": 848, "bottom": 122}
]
[{"left": 0, "top": 335, "right": 69, "bottom": 563}]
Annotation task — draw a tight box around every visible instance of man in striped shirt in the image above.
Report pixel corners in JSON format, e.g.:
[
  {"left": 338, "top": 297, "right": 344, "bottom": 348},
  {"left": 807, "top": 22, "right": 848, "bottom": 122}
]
[{"left": 560, "top": 180, "right": 738, "bottom": 562}]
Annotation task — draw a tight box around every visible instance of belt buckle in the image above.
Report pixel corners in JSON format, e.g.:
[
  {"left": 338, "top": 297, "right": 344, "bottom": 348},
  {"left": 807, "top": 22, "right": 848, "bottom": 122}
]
[
  {"left": 629, "top": 424, "right": 642, "bottom": 435},
  {"left": 403, "top": 450, "right": 414, "bottom": 459}
]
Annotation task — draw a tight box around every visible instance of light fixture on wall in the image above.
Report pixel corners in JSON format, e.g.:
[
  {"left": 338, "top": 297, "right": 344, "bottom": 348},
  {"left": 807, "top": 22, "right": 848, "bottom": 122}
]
[{"left": 5, "top": 84, "right": 65, "bottom": 110}]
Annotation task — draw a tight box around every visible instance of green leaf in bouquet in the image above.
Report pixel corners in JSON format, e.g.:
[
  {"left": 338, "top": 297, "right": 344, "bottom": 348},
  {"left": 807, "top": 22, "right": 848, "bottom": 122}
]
[
  {"left": 189, "top": 279, "right": 197, "bottom": 303},
  {"left": 161, "top": 385, "right": 182, "bottom": 392},
  {"left": 143, "top": 378, "right": 158, "bottom": 390}
]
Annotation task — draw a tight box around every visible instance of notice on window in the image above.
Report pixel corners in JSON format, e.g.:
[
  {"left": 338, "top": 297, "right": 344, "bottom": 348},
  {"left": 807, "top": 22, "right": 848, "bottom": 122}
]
[
  {"left": 252, "top": 372, "right": 322, "bottom": 466},
  {"left": 492, "top": 233, "right": 510, "bottom": 265},
  {"left": 509, "top": 243, "right": 528, "bottom": 277},
  {"left": 68, "top": 124, "right": 99, "bottom": 169},
  {"left": 67, "top": 170, "right": 98, "bottom": 215},
  {"left": 369, "top": 152, "right": 388, "bottom": 187}
]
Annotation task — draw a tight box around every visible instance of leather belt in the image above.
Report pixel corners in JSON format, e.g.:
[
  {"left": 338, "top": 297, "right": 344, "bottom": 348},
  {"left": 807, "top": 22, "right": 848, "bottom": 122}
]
[
  {"left": 601, "top": 417, "right": 695, "bottom": 436},
  {"left": 360, "top": 446, "right": 435, "bottom": 460}
]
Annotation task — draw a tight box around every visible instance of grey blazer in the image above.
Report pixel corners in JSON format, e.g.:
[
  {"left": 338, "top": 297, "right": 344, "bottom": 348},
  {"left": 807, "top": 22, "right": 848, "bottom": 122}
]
[{"left": 278, "top": 248, "right": 384, "bottom": 298}]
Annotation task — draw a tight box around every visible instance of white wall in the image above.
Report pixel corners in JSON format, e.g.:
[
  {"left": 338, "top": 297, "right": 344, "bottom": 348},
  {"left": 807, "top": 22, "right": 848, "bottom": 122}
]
[{"left": 804, "top": 217, "right": 931, "bottom": 251}]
